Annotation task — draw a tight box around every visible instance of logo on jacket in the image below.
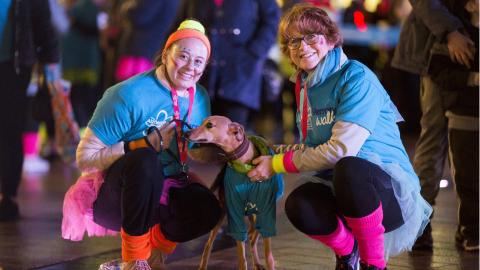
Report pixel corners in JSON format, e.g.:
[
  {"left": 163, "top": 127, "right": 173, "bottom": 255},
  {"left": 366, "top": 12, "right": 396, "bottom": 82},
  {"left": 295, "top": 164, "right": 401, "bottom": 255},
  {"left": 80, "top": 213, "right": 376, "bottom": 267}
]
[
  {"left": 314, "top": 108, "right": 335, "bottom": 126},
  {"left": 144, "top": 110, "right": 173, "bottom": 135}
]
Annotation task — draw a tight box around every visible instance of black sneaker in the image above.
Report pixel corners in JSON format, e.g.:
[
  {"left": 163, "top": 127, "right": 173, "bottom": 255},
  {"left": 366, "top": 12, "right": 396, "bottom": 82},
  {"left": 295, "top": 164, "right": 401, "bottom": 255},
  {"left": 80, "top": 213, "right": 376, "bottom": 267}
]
[
  {"left": 0, "top": 197, "right": 19, "bottom": 221},
  {"left": 411, "top": 223, "right": 433, "bottom": 251},
  {"left": 455, "top": 228, "right": 479, "bottom": 252},
  {"left": 360, "top": 262, "right": 387, "bottom": 270},
  {"left": 335, "top": 241, "right": 359, "bottom": 270}
]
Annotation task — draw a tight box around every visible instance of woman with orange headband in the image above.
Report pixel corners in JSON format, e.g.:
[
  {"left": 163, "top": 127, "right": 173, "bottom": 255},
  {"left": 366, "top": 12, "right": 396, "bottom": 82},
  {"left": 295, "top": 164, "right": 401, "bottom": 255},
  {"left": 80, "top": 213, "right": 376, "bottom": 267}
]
[{"left": 62, "top": 19, "right": 221, "bottom": 270}]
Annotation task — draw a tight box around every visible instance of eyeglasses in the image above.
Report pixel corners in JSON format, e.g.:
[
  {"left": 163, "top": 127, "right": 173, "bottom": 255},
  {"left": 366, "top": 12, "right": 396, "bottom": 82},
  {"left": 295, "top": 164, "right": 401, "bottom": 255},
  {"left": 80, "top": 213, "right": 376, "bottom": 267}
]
[{"left": 287, "top": 34, "right": 320, "bottom": 49}]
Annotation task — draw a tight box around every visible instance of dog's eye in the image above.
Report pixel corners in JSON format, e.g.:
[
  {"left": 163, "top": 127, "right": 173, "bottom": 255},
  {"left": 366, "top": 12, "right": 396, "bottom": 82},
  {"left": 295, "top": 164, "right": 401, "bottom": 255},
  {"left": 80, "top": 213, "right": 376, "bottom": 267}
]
[{"left": 206, "top": 122, "right": 213, "bottom": 129}]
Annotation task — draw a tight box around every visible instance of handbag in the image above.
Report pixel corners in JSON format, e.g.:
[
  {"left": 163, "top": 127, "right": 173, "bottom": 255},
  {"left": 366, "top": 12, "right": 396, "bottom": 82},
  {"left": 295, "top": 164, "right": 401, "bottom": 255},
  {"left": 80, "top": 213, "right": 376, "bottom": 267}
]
[
  {"left": 47, "top": 80, "right": 81, "bottom": 163},
  {"left": 158, "top": 172, "right": 222, "bottom": 242}
]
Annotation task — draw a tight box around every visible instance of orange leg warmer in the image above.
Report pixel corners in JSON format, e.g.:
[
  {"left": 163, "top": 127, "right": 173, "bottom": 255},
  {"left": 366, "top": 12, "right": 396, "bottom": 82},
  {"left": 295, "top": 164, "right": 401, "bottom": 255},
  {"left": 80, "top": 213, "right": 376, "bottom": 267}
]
[
  {"left": 149, "top": 224, "right": 177, "bottom": 254},
  {"left": 121, "top": 229, "right": 151, "bottom": 262}
]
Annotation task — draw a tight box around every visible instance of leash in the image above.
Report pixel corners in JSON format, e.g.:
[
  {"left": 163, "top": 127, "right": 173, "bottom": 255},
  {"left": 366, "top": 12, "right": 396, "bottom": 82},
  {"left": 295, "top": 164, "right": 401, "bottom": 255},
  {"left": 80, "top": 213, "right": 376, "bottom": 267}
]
[
  {"left": 163, "top": 117, "right": 195, "bottom": 174},
  {"left": 162, "top": 64, "right": 195, "bottom": 172},
  {"left": 171, "top": 87, "right": 194, "bottom": 171},
  {"left": 295, "top": 73, "right": 309, "bottom": 143}
]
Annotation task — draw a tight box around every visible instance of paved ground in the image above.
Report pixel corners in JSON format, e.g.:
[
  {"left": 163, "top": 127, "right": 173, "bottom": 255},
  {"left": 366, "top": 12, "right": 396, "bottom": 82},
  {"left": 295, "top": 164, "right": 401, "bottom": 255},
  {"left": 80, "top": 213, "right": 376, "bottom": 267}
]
[{"left": 0, "top": 133, "right": 478, "bottom": 270}]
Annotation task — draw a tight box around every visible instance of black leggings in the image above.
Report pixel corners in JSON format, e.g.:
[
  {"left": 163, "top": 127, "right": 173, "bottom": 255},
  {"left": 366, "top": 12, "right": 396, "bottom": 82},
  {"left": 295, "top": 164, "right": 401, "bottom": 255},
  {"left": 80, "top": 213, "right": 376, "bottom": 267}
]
[
  {"left": 93, "top": 148, "right": 222, "bottom": 242},
  {"left": 0, "top": 61, "right": 32, "bottom": 198},
  {"left": 93, "top": 148, "right": 164, "bottom": 236},
  {"left": 285, "top": 157, "right": 403, "bottom": 236}
]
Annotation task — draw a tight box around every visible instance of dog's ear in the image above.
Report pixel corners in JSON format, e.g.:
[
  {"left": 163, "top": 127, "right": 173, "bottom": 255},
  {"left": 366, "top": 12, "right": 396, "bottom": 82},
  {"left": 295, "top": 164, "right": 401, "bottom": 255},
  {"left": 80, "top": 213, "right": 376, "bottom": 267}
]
[{"left": 228, "top": 122, "right": 245, "bottom": 142}]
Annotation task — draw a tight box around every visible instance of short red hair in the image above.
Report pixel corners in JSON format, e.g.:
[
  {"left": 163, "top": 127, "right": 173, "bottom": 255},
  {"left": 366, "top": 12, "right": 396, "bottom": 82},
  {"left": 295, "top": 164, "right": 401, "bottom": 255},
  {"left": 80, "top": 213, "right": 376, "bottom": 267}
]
[{"left": 279, "top": 3, "right": 343, "bottom": 56}]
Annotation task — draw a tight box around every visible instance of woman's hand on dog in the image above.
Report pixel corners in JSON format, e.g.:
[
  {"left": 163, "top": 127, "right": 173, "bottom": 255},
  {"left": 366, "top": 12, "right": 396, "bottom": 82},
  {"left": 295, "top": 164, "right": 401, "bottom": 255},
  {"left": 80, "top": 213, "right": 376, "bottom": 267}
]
[{"left": 248, "top": 155, "right": 275, "bottom": 181}]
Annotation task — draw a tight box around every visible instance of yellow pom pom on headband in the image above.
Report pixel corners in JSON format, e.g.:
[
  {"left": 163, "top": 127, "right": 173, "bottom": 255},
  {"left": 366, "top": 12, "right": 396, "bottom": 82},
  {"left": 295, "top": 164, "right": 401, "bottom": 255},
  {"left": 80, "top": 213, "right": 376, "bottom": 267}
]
[{"left": 163, "top": 19, "right": 211, "bottom": 59}]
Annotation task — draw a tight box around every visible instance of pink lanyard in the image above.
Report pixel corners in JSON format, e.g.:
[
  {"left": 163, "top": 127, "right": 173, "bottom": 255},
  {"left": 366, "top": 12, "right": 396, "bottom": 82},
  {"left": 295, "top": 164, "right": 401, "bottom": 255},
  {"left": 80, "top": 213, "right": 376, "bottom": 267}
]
[
  {"left": 171, "top": 87, "right": 195, "bottom": 164},
  {"left": 214, "top": 0, "right": 223, "bottom": 6},
  {"left": 295, "top": 73, "right": 309, "bottom": 143}
]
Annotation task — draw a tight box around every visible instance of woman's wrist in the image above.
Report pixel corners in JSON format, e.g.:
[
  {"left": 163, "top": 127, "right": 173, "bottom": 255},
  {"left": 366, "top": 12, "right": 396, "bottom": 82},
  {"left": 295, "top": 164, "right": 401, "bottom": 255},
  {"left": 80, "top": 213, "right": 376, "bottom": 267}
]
[
  {"left": 124, "top": 138, "right": 149, "bottom": 153},
  {"left": 272, "top": 154, "right": 286, "bottom": 173},
  {"left": 283, "top": 150, "right": 300, "bottom": 173}
]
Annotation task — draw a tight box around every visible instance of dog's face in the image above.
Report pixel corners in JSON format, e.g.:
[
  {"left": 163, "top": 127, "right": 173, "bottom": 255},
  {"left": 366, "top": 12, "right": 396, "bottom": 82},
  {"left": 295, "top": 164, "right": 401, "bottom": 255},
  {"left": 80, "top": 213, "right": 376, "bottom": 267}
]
[{"left": 187, "top": 115, "right": 244, "bottom": 151}]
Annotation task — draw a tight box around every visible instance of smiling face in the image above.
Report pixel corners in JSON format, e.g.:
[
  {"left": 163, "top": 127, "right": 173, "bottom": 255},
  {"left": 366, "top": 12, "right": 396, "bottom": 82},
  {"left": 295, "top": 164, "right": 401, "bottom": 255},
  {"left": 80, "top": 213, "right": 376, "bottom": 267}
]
[
  {"left": 163, "top": 38, "right": 208, "bottom": 90},
  {"left": 278, "top": 4, "right": 342, "bottom": 73},
  {"left": 287, "top": 29, "right": 334, "bottom": 72}
]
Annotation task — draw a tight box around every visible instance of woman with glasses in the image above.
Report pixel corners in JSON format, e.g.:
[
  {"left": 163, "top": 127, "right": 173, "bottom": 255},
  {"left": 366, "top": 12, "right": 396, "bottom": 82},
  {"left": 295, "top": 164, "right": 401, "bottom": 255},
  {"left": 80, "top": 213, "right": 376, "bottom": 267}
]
[
  {"left": 62, "top": 19, "right": 222, "bottom": 270},
  {"left": 247, "top": 4, "right": 432, "bottom": 270}
]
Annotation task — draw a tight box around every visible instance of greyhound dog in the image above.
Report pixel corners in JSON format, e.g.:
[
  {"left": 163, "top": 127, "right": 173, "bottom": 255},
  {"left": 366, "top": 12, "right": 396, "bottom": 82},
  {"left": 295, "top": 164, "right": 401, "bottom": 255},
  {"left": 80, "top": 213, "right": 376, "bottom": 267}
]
[{"left": 187, "top": 115, "right": 283, "bottom": 270}]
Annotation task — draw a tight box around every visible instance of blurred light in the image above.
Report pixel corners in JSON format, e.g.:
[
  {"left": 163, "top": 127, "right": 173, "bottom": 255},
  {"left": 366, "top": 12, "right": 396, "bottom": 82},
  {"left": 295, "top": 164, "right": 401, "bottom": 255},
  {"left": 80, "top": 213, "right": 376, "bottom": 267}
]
[
  {"left": 332, "top": 0, "right": 353, "bottom": 9},
  {"left": 440, "top": 179, "right": 449, "bottom": 188},
  {"left": 364, "top": 0, "right": 381, "bottom": 13},
  {"left": 353, "top": 10, "right": 368, "bottom": 32}
]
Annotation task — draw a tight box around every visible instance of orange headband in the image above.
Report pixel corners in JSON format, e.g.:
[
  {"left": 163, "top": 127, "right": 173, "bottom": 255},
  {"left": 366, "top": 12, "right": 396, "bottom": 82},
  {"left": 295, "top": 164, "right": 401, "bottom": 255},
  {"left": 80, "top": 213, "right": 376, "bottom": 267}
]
[{"left": 163, "top": 29, "right": 211, "bottom": 59}]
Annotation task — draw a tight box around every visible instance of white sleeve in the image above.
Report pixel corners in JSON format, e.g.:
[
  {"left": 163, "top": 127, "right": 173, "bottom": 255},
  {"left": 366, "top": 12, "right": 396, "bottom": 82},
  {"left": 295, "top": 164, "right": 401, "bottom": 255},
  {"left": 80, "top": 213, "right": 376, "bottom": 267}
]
[
  {"left": 291, "top": 121, "right": 370, "bottom": 171},
  {"left": 76, "top": 127, "right": 125, "bottom": 173}
]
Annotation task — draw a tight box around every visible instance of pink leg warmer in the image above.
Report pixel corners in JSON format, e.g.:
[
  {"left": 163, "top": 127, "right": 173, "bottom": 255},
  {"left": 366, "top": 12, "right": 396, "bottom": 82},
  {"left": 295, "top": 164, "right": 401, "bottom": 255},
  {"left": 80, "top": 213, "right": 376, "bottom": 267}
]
[
  {"left": 23, "top": 132, "right": 39, "bottom": 156},
  {"left": 308, "top": 216, "right": 355, "bottom": 256},
  {"left": 345, "top": 204, "right": 386, "bottom": 269}
]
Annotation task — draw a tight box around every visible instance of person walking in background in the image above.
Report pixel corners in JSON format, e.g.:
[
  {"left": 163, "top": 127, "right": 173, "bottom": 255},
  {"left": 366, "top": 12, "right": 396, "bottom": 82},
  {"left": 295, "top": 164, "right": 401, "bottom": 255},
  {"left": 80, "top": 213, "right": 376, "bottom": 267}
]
[
  {"left": 114, "top": 0, "right": 181, "bottom": 82},
  {"left": 391, "top": 0, "right": 475, "bottom": 251},
  {"left": 22, "top": 0, "right": 70, "bottom": 172},
  {"left": 184, "top": 0, "right": 280, "bottom": 128},
  {"left": 61, "top": 0, "right": 108, "bottom": 129},
  {"left": 248, "top": 4, "right": 432, "bottom": 270},
  {"left": 0, "top": 0, "right": 61, "bottom": 221},
  {"left": 425, "top": 0, "right": 479, "bottom": 251}
]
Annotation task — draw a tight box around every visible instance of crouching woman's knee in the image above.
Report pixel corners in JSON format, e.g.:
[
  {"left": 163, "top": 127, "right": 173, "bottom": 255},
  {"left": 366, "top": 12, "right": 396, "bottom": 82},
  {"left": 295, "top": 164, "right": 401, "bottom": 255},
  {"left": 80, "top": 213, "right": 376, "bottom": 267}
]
[
  {"left": 333, "top": 156, "right": 370, "bottom": 195},
  {"left": 123, "top": 148, "right": 164, "bottom": 191},
  {"left": 285, "top": 182, "right": 337, "bottom": 235}
]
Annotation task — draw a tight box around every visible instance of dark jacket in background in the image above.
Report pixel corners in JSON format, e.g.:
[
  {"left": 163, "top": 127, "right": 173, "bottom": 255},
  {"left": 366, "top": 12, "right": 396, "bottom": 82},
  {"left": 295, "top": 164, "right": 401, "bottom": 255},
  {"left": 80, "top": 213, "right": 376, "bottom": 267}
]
[
  {"left": 186, "top": 0, "right": 280, "bottom": 110},
  {"left": 391, "top": 0, "right": 462, "bottom": 75},
  {"left": 61, "top": 0, "right": 102, "bottom": 86},
  {"left": 427, "top": 0, "right": 479, "bottom": 117},
  {"left": 126, "top": 0, "right": 181, "bottom": 60},
  {"left": 12, "top": 0, "right": 60, "bottom": 72}
]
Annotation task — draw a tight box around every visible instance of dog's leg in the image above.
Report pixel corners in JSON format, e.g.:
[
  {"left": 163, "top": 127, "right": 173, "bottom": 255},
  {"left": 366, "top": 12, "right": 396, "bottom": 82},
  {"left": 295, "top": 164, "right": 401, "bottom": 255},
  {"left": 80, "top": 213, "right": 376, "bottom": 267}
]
[
  {"left": 263, "top": 237, "right": 275, "bottom": 270},
  {"left": 199, "top": 214, "right": 225, "bottom": 270},
  {"left": 247, "top": 215, "right": 265, "bottom": 270},
  {"left": 236, "top": 240, "right": 248, "bottom": 270}
]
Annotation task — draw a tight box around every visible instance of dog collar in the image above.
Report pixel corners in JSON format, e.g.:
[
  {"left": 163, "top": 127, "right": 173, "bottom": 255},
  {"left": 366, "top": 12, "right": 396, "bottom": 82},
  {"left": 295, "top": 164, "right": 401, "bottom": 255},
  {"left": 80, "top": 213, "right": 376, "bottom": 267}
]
[
  {"left": 226, "top": 134, "right": 250, "bottom": 161},
  {"left": 228, "top": 136, "right": 270, "bottom": 174}
]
